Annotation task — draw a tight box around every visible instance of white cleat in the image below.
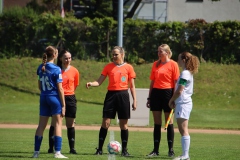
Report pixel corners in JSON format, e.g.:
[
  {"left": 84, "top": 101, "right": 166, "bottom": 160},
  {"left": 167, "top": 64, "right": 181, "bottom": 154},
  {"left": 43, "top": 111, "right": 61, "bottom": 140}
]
[
  {"left": 54, "top": 153, "right": 68, "bottom": 158},
  {"left": 32, "top": 151, "right": 39, "bottom": 158}
]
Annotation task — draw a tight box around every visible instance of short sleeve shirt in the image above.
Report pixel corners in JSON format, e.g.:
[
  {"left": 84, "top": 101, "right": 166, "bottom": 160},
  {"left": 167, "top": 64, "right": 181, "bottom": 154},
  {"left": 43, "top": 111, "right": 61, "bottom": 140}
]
[
  {"left": 150, "top": 60, "right": 179, "bottom": 89},
  {"left": 62, "top": 66, "right": 80, "bottom": 95},
  {"left": 37, "top": 63, "right": 63, "bottom": 95},
  {"left": 175, "top": 70, "right": 193, "bottom": 104},
  {"left": 101, "top": 62, "right": 136, "bottom": 91}
]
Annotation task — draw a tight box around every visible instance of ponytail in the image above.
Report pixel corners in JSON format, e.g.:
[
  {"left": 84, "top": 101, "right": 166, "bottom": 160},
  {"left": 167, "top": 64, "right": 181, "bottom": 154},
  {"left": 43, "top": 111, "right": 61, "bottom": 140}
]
[
  {"left": 181, "top": 52, "right": 200, "bottom": 74},
  {"left": 41, "top": 53, "right": 47, "bottom": 72}
]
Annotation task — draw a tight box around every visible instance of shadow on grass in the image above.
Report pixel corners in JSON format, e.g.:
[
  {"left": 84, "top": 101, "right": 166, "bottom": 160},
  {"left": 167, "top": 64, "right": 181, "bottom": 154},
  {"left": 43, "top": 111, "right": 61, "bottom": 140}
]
[
  {"left": 0, "top": 151, "right": 32, "bottom": 158},
  {"left": 0, "top": 82, "right": 40, "bottom": 96},
  {"left": 0, "top": 82, "right": 103, "bottom": 105}
]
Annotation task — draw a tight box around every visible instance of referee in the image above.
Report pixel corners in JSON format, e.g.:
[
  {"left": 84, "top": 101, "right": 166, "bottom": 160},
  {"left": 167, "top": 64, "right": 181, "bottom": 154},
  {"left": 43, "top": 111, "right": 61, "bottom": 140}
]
[
  {"left": 48, "top": 50, "right": 80, "bottom": 154},
  {"left": 86, "top": 46, "right": 137, "bottom": 157}
]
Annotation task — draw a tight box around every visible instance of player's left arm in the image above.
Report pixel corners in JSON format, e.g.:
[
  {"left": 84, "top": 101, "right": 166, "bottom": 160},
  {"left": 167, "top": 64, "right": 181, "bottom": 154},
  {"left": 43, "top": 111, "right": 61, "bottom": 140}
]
[
  {"left": 74, "top": 70, "right": 80, "bottom": 90},
  {"left": 129, "top": 78, "right": 137, "bottom": 111}
]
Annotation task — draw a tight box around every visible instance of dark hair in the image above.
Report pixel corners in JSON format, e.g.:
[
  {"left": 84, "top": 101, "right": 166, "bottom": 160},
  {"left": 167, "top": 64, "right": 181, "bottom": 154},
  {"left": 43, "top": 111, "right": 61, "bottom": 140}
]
[
  {"left": 57, "top": 49, "right": 68, "bottom": 69},
  {"left": 41, "top": 46, "right": 57, "bottom": 72}
]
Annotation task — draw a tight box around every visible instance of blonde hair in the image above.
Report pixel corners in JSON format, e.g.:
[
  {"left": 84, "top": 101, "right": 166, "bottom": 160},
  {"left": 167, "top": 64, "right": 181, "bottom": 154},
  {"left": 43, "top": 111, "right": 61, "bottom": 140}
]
[
  {"left": 156, "top": 44, "right": 173, "bottom": 67},
  {"left": 180, "top": 52, "right": 200, "bottom": 74},
  {"left": 113, "top": 46, "right": 125, "bottom": 61},
  {"left": 41, "top": 46, "right": 57, "bottom": 72},
  {"left": 159, "top": 44, "right": 172, "bottom": 58}
]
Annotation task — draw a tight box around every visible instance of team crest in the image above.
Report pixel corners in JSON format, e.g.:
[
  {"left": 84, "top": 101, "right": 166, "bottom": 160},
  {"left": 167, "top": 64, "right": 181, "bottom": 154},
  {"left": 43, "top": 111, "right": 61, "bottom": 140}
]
[{"left": 121, "top": 76, "right": 126, "bottom": 82}]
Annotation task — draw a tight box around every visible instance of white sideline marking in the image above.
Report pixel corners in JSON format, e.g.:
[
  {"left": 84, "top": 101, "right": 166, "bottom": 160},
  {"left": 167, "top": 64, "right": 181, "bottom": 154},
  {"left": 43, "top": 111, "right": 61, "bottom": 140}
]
[{"left": 108, "top": 131, "right": 116, "bottom": 160}]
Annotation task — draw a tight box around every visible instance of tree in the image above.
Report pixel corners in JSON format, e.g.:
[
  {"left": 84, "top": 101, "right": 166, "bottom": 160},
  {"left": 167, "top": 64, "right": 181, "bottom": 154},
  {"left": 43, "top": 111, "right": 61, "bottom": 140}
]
[
  {"left": 65, "top": 0, "right": 142, "bottom": 20},
  {"left": 42, "top": 0, "right": 60, "bottom": 13}
]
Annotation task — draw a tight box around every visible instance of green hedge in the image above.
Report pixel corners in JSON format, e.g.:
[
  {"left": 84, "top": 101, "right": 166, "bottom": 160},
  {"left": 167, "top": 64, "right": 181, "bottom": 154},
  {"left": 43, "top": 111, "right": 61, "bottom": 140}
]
[{"left": 0, "top": 7, "right": 240, "bottom": 64}]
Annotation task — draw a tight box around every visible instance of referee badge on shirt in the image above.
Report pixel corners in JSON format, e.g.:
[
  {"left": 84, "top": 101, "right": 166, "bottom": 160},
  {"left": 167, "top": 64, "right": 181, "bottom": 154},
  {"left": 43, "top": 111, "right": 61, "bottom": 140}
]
[{"left": 121, "top": 76, "right": 126, "bottom": 82}]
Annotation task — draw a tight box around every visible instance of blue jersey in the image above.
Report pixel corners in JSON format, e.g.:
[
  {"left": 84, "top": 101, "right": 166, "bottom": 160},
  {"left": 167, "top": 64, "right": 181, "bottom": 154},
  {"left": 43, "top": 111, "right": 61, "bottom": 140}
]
[{"left": 37, "top": 62, "right": 63, "bottom": 95}]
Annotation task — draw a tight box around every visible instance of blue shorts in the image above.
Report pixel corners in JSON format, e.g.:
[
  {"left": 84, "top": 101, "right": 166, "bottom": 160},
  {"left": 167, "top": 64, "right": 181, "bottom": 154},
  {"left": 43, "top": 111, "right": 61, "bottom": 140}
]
[{"left": 39, "top": 95, "right": 62, "bottom": 116}]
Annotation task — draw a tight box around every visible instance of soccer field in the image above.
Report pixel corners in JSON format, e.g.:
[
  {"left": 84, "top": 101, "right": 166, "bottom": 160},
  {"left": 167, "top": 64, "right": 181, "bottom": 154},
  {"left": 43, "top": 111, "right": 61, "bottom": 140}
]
[{"left": 0, "top": 127, "right": 239, "bottom": 160}]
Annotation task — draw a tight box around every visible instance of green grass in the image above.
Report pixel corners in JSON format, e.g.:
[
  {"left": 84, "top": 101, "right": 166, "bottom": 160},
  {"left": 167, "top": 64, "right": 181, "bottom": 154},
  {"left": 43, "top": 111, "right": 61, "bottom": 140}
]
[
  {"left": 1, "top": 99, "right": 240, "bottom": 129},
  {"left": 0, "top": 128, "right": 240, "bottom": 160},
  {"left": 0, "top": 58, "right": 239, "bottom": 108},
  {"left": 0, "top": 58, "right": 240, "bottom": 159},
  {"left": 0, "top": 58, "right": 240, "bottom": 129}
]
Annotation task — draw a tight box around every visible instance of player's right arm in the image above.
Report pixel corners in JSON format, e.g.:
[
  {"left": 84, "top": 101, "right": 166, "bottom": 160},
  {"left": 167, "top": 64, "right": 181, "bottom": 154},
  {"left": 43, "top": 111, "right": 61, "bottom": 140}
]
[
  {"left": 86, "top": 75, "right": 106, "bottom": 89},
  {"left": 146, "top": 80, "right": 154, "bottom": 108},
  {"left": 38, "top": 80, "right": 41, "bottom": 91}
]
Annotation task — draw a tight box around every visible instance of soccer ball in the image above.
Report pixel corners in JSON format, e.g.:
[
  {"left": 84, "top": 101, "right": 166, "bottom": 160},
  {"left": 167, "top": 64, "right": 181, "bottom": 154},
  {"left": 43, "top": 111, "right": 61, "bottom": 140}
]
[{"left": 107, "top": 141, "right": 122, "bottom": 154}]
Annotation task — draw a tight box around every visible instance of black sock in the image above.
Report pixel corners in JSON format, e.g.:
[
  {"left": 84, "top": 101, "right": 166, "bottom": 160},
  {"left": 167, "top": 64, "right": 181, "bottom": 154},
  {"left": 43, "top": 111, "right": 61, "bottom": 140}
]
[
  {"left": 167, "top": 124, "right": 174, "bottom": 152},
  {"left": 67, "top": 127, "right": 75, "bottom": 150},
  {"left": 121, "top": 129, "right": 129, "bottom": 151},
  {"left": 153, "top": 124, "right": 161, "bottom": 152},
  {"left": 49, "top": 126, "right": 54, "bottom": 150},
  {"left": 98, "top": 127, "right": 108, "bottom": 150}
]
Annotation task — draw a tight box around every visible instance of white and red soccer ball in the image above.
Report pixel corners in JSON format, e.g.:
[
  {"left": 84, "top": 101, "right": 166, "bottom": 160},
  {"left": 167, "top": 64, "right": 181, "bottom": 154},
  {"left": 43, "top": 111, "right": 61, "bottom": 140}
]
[{"left": 107, "top": 141, "right": 122, "bottom": 154}]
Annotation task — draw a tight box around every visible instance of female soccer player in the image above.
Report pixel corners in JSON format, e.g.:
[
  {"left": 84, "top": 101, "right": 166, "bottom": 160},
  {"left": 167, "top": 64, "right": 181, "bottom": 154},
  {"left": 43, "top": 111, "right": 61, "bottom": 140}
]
[
  {"left": 169, "top": 52, "right": 200, "bottom": 160},
  {"left": 48, "top": 50, "right": 80, "bottom": 154},
  {"left": 86, "top": 46, "right": 137, "bottom": 157},
  {"left": 146, "top": 44, "right": 180, "bottom": 157},
  {"left": 32, "top": 46, "right": 67, "bottom": 158}
]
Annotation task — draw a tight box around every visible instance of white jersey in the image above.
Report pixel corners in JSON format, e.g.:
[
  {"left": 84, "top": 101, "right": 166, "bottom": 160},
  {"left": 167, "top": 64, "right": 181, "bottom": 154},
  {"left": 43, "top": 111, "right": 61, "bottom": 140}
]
[{"left": 175, "top": 70, "right": 193, "bottom": 104}]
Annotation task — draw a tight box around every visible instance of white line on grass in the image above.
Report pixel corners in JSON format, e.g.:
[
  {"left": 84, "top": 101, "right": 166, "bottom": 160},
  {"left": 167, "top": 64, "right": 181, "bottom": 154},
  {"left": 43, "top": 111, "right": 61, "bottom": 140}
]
[{"left": 108, "top": 130, "right": 116, "bottom": 160}]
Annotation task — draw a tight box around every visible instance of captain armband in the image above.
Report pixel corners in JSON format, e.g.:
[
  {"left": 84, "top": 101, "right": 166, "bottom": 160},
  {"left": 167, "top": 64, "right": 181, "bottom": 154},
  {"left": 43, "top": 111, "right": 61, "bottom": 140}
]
[{"left": 179, "top": 78, "right": 187, "bottom": 86}]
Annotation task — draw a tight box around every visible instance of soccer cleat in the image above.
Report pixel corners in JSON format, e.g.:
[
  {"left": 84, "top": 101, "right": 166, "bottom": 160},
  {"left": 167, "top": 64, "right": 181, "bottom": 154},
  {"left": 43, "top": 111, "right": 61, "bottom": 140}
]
[
  {"left": 69, "top": 148, "right": 77, "bottom": 154},
  {"left": 54, "top": 153, "right": 68, "bottom": 158},
  {"left": 32, "top": 151, "right": 39, "bottom": 158},
  {"left": 168, "top": 150, "right": 175, "bottom": 157},
  {"left": 147, "top": 151, "right": 159, "bottom": 157},
  {"left": 121, "top": 149, "right": 130, "bottom": 157},
  {"left": 94, "top": 148, "right": 103, "bottom": 155},
  {"left": 48, "top": 148, "right": 54, "bottom": 153},
  {"left": 173, "top": 155, "right": 190, "bottom": 160}
]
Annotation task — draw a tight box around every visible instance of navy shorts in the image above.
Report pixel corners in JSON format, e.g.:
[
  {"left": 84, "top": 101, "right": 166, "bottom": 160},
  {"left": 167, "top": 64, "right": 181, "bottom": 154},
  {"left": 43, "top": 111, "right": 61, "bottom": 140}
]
[
  {"left": 65, "top": 95, "right": 77, "bottom": 118},
  {"left": 103, "top": 90, "right": 130, "bottom": 119},
  {"left": 40, "top": 95, "right": 62, "bottom": 116},
  {"left": 150, "top": 88, "right": 173, "bottom": 112}
]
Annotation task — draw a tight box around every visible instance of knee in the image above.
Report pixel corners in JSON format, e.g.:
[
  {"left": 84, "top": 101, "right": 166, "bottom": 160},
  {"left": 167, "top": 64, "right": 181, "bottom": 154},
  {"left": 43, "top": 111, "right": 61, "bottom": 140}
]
[
  {"left": 102, "top": 122, "right": 110, "bottom": 129},
  {"left": 120, "top": 124, "right": 128, "bottom": 130}
]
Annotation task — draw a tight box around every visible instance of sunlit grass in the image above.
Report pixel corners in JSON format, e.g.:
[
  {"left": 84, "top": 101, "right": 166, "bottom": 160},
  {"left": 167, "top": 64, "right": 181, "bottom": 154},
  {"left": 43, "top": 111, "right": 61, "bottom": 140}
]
[
  {"left": 0, "top": 58, "right": 240, "bottom": 129},
  {"left": 0, "top": 128, "right": 239, "bottom": 160}
]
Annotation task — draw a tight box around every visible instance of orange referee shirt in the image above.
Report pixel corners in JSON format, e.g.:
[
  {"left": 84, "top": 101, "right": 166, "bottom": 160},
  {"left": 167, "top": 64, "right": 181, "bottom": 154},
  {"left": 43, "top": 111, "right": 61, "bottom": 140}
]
[
  {"left": 101, "top": 62, "right": 136, "bottom": 91},
  {"left": 150, "top": 60, "right": 179, "bottom": 89},
  {"left": 62, "top": 66, "right": 80, "bottom": 95}
]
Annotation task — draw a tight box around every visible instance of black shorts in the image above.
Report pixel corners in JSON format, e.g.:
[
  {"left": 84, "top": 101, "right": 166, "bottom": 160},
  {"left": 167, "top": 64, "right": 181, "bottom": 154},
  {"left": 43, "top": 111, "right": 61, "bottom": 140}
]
[
  {"left": 65, "top": 95, "right": 77, "bottom": 118},
  {"left": 103, "top": 90, "right": 130, "bottom": 119},
  {"left": 150, "top": 88, "right": 173, "bottom": 112}
]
